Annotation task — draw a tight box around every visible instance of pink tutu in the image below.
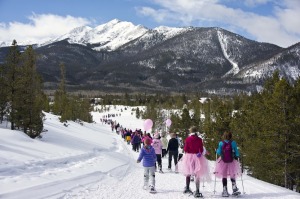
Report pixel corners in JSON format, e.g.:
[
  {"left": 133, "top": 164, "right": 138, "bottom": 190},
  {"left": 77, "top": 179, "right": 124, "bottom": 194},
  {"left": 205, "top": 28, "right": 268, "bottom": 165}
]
[
  {"left": 177, "top": 153, "right": 211, "bottom": 182},
  {"left": 214, "top": 157, "right": 241, "bottom": 179}
]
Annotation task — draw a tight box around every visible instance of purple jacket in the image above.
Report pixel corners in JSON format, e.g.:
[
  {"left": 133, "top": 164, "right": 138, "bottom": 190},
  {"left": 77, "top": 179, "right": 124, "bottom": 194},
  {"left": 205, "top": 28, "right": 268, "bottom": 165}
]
[{"left": 137, "top": 145, "right": 157, "bottom": 167}]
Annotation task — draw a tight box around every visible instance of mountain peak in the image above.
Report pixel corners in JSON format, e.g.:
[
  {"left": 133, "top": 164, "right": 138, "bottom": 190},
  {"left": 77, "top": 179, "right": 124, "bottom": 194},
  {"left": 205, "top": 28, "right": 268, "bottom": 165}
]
[{"left": 107, "top": 18, "right": 121, "bottom": 25}]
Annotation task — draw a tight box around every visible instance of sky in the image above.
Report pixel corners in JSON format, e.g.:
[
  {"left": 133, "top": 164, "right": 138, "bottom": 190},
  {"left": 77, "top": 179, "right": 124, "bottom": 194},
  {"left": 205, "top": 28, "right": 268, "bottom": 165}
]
[
  {"left": 0, "top": 105, "right": 299, "bottom": 199},
  {"left": 0, "top": 0, "right": 300, "bottom": 47}
]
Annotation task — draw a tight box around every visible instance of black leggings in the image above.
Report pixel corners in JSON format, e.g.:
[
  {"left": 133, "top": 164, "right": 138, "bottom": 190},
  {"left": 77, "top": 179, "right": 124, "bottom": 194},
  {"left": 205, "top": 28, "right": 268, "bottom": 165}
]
[
  {"left": 222, "top": 178, "right": 236, "bottom": 187},
  {"left": 155, "top": 154, "right": 162, "bottom": 170}
]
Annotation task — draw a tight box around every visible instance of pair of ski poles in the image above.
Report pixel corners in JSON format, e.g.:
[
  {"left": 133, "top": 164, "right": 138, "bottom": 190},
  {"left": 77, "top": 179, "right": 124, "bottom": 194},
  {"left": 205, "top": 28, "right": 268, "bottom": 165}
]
[{"left": 213, "top": 149, "right": 245, "bottom": 195}]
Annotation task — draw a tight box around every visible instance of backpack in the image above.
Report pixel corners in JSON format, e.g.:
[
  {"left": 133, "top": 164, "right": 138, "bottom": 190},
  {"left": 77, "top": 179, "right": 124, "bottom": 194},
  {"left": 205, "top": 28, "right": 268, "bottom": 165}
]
[{"left": 221, "top": 141, "right": 234, "bottom": 163}]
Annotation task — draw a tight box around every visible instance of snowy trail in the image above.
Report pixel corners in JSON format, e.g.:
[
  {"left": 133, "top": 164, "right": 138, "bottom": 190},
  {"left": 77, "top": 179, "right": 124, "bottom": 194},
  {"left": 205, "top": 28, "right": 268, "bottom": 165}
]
[
  {"left": 0, "top": 108, "right": 299, "bottom": 199},
  {"left": 51, "top": 129, "right": 300, "bottom": 199}
]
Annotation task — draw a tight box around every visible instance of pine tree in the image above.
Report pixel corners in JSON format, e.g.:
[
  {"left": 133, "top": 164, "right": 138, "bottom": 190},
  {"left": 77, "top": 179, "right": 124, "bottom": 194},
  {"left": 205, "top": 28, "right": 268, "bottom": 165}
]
[
  {"left": 3, "top": 40, "right": 21, "bottom": 130},
  {"left": 52, "top": 63, "right": 67, "bottom": 117},
  {"left": 0, "top": 63, "right": 8, "bottom": 122},
  {"left": 290, "top": 79, "right": 300, "bottom": 191},
  {"left": 14, "top": 45, "right": 44, "bottom": 138},
  {"left": 135, "top": 107, "right": 141, "bottom": 119}
]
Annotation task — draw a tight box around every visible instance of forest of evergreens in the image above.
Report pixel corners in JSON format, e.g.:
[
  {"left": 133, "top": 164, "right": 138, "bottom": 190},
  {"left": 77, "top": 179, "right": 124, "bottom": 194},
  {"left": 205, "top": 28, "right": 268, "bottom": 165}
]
[{"left": 0, "top": 41, "right": 93, "bottom": 138}]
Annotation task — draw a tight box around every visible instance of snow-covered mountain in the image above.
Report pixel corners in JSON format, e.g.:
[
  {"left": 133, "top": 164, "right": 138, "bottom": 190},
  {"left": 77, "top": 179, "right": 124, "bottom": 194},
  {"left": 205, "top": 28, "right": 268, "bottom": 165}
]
[
  {"left": 0, "top": 19, "right": 299, "bottom": 94},
  {"left": 39, "top": 19, "right": 149, "bottom": 51}
]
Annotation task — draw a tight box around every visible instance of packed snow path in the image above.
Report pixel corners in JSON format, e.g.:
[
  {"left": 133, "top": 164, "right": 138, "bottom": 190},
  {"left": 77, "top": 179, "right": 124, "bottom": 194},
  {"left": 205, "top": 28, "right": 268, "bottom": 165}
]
[{"left": 0, "top": 109, "right": 299, "bottom": 199}]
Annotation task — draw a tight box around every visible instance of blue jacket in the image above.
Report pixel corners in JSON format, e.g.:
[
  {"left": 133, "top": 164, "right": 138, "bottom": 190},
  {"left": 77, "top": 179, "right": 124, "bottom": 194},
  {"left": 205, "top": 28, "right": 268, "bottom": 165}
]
[
  {"left": 137, "top": 145, "right": 157, "bottom": 167},
  {"left": 216, "top": 140, "right": 240, "bottom": 157},
  {"left": 132, "top": 135, "right": 141, "bottom": 144}
]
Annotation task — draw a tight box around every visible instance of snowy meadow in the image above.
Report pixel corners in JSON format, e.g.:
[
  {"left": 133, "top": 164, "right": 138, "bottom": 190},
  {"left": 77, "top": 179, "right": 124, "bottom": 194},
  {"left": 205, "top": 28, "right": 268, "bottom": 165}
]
[{"left": 0, "top": 105, "right": 299, "bottom": 199}]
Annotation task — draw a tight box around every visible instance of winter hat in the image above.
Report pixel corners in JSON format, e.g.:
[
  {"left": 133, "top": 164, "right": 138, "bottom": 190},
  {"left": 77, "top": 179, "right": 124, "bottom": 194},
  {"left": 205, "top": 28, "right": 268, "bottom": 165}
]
[
  {"left": 144, "top": 137, "right": 151, "bottom": 145},
  {"left": 154, "top": 133, "right": 160, "bottom": 139}
]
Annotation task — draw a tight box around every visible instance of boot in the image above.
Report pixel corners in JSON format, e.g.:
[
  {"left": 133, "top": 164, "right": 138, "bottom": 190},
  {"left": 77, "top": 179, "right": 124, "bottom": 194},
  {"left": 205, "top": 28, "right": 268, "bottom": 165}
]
[
  {"left": 149, "top": 185, "right": 157, "bottom": 193},
  {"left": 232, "top": 183, "right": 240, "bottom": 195},
  {"left": 183, "top": 186, "right": 193, "bottom": 194},
  {"left": 222, "top": 186, "right": 229, "bottom": 197}
]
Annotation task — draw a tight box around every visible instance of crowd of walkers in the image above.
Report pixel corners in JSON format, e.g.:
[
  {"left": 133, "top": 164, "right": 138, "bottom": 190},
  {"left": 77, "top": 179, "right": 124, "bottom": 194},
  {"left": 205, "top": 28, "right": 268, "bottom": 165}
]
[{"left": 104, "top": 119, "right": 242, "bottom": 198}]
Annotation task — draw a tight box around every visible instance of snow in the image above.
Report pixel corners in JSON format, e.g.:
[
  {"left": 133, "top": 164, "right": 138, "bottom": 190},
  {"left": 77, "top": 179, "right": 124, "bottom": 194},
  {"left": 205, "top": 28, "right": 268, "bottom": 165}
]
[
  {"left": 217, "top": 30, "right": 240, "bottom": 76},
  {"left": 0, "top": 105, "right": 299, "bottom": 199},
  {"left": 154, "top": 26, "right": 189, "bottom": 40},
  {"left": 41, "top": 19, "right": 149, "bottom": 51}
]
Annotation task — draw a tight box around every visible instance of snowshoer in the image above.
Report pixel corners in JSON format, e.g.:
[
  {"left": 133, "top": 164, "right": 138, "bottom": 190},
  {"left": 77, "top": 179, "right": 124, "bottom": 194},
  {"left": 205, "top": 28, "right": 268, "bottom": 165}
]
[
  {"left": 177, "top": 126, "right": 211, "bottom": 198},
  {"left": 214, "top": 131, "right": 241, "bottom": 197},
  {"left": 137, "top": 137, "right": 157, "bottom": 193},
  {"left": 152, "top": 133, "right": 163, "bottom": 173}
]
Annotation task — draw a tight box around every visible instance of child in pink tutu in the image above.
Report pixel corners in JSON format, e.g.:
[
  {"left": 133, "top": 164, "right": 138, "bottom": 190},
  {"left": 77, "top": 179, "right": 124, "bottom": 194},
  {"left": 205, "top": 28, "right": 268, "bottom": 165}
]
[
  {"left": 177, "top": 126, "right": 210, "bottom": 198},
  {"left": 214, "top": 131, "right": 241, "bottom": 197}
]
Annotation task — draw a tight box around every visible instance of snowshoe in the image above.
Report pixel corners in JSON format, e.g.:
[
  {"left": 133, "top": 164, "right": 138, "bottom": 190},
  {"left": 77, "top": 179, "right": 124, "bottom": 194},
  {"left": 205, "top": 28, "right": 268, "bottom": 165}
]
[
  {"left": 149, "top": 186, "right": 157, "bottom": 193},
  {"left": 194, "top": 190, "right": 203, "bottom": 198},
  {"left": 232, "top": 191, "right": 241, "bottom": 197},
  {"left": 232, "top": 184, "right": 241, "bottom": 196}
]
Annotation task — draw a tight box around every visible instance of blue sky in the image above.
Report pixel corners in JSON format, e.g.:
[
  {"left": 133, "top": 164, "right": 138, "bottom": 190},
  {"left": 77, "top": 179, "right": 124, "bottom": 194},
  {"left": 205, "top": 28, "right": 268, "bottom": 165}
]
[{"left": 0, "top": 0, "right": 300, "bottom": 47}]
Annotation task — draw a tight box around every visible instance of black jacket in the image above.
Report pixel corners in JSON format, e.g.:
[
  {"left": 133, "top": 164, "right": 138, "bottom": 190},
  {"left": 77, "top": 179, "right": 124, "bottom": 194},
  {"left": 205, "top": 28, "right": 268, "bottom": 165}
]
[{"left": 167, "top": 138, "right": 179, "bottom": 152}]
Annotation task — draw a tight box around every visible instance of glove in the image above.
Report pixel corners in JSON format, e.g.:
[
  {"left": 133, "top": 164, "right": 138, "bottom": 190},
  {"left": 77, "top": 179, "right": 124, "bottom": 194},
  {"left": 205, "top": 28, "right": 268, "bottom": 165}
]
[
  {"left": 234, "top": 156, "right": 239, "bottom": 161},
  {"left": 196, "top": 152, "right": 201, "bottom": 158}
]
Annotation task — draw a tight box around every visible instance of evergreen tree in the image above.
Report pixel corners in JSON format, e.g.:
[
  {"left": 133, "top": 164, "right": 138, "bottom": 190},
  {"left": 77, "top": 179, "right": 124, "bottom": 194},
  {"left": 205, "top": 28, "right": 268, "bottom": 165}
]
[
  {"left": 3, "top": 40, "right": 21, "bottom": 130},
  {"left": 14, "top": 45, "right": 44, "bottom": 138},
  {"left": 52, "top": 63, "right": 67, "bottom": 116},
  {"left": 180, "top": 107, "right": 192, "bottom": 140},
  {"left": 0, "top": 63, "right": 8, "bottom": 122},
  {"left": 135, "top": 107, "right": 141, "bottom": 119}
]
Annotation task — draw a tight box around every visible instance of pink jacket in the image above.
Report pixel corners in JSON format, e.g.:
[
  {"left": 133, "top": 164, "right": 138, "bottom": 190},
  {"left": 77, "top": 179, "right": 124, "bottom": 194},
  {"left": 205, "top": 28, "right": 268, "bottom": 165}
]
[{"left": 151, "top": 138, "right": 162, "bottom": 155}]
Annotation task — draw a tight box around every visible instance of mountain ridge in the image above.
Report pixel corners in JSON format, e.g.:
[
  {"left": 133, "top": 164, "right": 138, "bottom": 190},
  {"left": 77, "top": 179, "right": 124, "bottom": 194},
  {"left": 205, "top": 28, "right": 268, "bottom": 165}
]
[{"left": 0, "top": 19, "right": 299, "bottom": 95}]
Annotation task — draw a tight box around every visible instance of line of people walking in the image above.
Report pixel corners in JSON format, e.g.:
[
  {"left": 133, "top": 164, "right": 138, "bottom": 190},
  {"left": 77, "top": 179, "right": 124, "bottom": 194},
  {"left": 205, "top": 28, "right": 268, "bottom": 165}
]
[{"left": 108, "top": 121, "right": 242, "bottom": 198}]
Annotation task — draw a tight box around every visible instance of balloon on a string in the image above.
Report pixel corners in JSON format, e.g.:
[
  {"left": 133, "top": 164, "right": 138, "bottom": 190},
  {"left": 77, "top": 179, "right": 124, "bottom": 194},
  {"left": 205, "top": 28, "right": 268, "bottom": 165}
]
[
  {"left": 143, "top": 119, "right": 153, "bottom": 131},
  {"left": 165, "top": 119, "right": 172, "bottom": 127}
]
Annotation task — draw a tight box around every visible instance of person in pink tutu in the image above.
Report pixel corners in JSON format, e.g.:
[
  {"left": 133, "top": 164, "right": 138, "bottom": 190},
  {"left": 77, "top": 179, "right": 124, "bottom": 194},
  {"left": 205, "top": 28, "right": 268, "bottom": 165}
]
[
  {"left": 214, "top": 131, "right": 241, "bottom": 197},
  {"left": 177, "top": 126, "right": 210, "bottom": 198}
]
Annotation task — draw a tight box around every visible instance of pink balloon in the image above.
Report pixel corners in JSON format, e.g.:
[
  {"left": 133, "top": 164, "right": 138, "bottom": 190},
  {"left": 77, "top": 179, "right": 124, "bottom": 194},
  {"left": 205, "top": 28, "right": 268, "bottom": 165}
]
[
  {"left": 166, "top": 119, "right": 172, "bottom": 127},
  {"left": 144, "top": 119, "right": 153, "bottom": 131}
]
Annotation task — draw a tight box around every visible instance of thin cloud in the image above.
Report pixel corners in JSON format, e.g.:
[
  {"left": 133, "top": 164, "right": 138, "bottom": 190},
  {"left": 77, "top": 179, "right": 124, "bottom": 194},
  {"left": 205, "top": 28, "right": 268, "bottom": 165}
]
[
  {"left": 0, "top": 13, "right": 91, "bottom": 44},
  {"left": 244, "top": 0, "right": 272, "bottom": 7},
  {"left": 137, "top": 0, "right": 300, "bottom": 47}
]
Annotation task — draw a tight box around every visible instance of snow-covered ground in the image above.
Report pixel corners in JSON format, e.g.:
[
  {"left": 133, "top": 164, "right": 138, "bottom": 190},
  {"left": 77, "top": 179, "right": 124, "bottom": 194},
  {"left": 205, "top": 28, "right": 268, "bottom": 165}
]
[{"left": 0, "top": 105, "right": 299, "bottom": 199}]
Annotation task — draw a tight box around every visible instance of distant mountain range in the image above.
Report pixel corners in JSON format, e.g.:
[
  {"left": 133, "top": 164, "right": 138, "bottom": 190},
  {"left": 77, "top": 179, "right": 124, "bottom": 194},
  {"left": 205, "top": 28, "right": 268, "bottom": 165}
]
[{"left": 0, "top": 19, "right": 299, "bottom": 95}]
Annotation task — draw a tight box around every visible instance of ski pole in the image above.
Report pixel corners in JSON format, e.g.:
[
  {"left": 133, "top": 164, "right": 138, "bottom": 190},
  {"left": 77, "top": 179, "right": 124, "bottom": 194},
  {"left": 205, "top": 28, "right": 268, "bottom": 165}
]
[
  {"left": 240, "top": 157, "right": 245, "bottom": 194},
  {"left": 241, "top": 173, "right": 245, "bottom": 194},
  {"left": 213, "top": 148, "right": 217, "bottom": 194}
]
